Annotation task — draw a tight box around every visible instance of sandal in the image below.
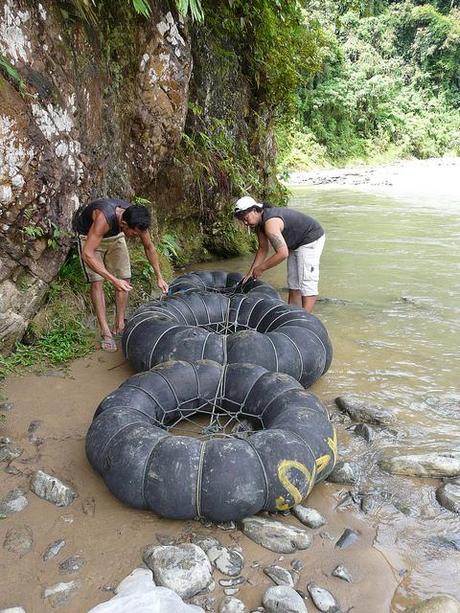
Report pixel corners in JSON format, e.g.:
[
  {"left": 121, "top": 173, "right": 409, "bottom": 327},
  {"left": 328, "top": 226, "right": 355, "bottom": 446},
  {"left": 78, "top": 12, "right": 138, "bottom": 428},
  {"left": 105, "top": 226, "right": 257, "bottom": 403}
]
[{"left": 100, "top": 336, "right": 117, "bottom": 352}]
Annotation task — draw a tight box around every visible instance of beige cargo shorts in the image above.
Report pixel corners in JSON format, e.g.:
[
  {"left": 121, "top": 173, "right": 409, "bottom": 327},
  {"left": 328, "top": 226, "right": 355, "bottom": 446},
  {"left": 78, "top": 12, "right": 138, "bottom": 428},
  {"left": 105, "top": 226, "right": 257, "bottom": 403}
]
[{"left": 78, "top": 233, "right": 131, "bottom": 283}]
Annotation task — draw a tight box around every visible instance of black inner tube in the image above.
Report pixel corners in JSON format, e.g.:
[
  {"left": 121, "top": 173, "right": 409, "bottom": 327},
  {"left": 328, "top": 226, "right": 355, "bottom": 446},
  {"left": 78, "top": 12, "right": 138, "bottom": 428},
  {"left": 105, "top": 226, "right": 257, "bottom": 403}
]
[{"left": 86, "top": 360, "right": 337, "bottom": 521}]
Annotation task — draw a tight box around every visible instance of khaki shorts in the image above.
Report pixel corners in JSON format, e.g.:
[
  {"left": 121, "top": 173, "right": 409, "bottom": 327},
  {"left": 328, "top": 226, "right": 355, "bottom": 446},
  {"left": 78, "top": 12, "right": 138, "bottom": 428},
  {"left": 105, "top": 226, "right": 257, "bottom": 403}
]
[
  {"left": 78, "top": 233, "right": 131, "bottom": 283},
  {"left": 287, "top": 234, "right": 325, "bottom": 296}
]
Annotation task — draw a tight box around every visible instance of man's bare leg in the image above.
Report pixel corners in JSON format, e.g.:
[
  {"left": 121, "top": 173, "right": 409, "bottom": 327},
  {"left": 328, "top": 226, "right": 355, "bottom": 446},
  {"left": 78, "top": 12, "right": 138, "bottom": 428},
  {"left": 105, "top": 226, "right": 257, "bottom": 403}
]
[
  {"left": 90, "top": 281, "right": 112, "bottom": 339},
  {"left": 302, "top": 295, "right": 317, "bottom": 313},
  {"left": 113, "top": 278, "right": 130, "bottom": 334},
  {"left": 288, "top": 289, "right": 302, "bottom": 307}
]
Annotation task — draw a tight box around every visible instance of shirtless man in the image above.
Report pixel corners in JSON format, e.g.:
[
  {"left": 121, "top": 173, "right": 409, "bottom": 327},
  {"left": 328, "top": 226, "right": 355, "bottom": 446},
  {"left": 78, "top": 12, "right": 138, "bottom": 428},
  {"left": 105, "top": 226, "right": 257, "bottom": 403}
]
[
  {"left": 234, "top": 196, "right": 325, "bottom": 313},
  {"left": 75, "top": 197, "right": 168, "bottom": 351}
]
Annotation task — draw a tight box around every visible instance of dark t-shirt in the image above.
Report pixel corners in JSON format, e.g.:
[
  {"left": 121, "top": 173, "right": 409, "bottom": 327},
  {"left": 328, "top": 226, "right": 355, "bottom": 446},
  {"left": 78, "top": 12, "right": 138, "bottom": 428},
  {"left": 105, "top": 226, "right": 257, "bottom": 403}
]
[
  {"left": 262, "top": 207, "right": 324, "bottom": 250},
  {"left": 75, "top": 198, "right": 130, "bottom": 237}
]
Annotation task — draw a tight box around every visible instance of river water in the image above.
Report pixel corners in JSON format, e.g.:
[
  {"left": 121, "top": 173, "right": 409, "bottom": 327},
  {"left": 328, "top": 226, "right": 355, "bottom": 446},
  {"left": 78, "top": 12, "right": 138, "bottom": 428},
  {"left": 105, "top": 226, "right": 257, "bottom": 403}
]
[{"left": 190, "top": 179, "right": 460, "bottom": 607}]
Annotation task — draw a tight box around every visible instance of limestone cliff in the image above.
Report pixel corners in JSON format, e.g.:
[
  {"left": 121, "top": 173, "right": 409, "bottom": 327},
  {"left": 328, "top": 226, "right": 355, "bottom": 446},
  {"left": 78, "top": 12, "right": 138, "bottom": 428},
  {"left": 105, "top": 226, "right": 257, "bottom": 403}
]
[{"left": 0, "top": 0, "right": 278, "bottom": 353}]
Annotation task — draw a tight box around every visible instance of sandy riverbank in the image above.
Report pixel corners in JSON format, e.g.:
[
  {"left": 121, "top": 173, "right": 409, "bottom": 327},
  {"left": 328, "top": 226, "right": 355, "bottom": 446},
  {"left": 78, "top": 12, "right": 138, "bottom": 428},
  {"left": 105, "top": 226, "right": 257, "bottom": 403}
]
[{"left": 0, "top": 349, "right": 400, "bottom": 612}]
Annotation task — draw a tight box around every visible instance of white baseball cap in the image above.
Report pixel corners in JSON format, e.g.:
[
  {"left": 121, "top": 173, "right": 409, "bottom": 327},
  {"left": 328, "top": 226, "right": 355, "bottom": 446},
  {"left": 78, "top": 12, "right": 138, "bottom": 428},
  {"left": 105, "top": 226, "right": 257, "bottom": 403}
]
[{"left": 234, "top": 196, "right": 262, "bottom": 215}]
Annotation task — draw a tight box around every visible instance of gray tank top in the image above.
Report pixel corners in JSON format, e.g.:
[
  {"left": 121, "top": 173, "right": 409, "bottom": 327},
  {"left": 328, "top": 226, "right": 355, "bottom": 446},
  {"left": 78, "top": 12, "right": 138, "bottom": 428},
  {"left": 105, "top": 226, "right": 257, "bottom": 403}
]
[
  {"left": 262, "top": 207, "right": 324, "bottom": 250},
  {"left": 75, "top": 198, "right": 130, "bottom": 237}
]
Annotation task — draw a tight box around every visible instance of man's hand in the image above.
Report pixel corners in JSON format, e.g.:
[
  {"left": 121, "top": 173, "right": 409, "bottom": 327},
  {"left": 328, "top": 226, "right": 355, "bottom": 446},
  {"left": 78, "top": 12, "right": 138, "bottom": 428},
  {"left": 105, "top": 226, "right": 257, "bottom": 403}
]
[
  {"left": 251, "top": 264, "right": 265, "bottom": 279},
  {"left": 157, "top": 277, "right": 169, "bottom": 294},
  {"left": 113, "top": 278, "right": 133, "bottom": 292}
]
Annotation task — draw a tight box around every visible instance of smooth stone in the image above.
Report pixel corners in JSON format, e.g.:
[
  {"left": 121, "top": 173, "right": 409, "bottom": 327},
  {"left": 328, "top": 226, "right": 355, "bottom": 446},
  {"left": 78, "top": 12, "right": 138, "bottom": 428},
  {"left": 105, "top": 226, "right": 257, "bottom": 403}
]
[
  {"left": 405, "top": 595, "right": 460, "bottom": 612},
  {"left": 88, "top": 568, "right": 202, "bottom": 612},
  {"left": 3, "top": 526, "right": 33, "bottom": 557},
  {"left": 335, "top": 395, "right": 394, "bottom": 425},
  {"left": 0, "top": 445, "right": 23, "bottom": 463},
  {"left": 143, "top": 543, "right": 213, "bottom": 599},
  {"left": 219, "top": 596, "right": 248, "bottom": 612},
  {"left": 353, "top": 423, "right": 375, "bottom": 442},
  {"left": 291, "top": 559, "right": 304, "bottom": 572},
  {"left": 436, "top": 481, "right": 460, "bottom": 513},
  {"left": 58, "top": 554, "right": 85, "bottom": 574},
  {"left": 43, "top": 539, "right": 66, "bottom": 561},
  {"left": 207, "top": 545, "right": 244, "bottom": 576},
  {"left": 332, "top": 564, "right": 353, "bottom": 583},
  {"left": 220, "top": 577, "right": 246, "bottom": 587},
  {"left": 263, "top": 565, "right": 295, "bottom": 587},
  {"left": 292, "top": 505, "right": 326, "bottom": 528},
  {"left": 379, "top": 452, "right": 460, "bottom": 478},
  {"left": 307, "top": 583, "right": 339, "bottom": 612},
  {"left": 0, "top": 402, "right": 14, "bottom": 412},
  {"left": 217, "top": 521, "right": 237, "bottom": 531},
  {"left": 224, "top": 588, "right": 240, "bottom": 596},
  {"left": 335, "top": 528, "right": 359, "bottom": 549},
  {"left": 262, "top": 585, "right": 307, "bottom": 613},
  {"left": 328, "top": 461, "right": 359, "bottom": 485},
  {"left": 0, "top": 608, "right": 27, "bottom": 612},
  {"left": 0, "top": 488, "right": 28, "bottom": 516},
  {"left": 30, "top": 470, "right": 78, "bottom": 506},
  {"left": 439, "top": 533, "right": 460, "bottom": 551},
  {"left": 240, "top": 517, "right": 312, "bottom": 554},
  {"left": 192, "top": 535, "right": 221, "bottom": 552},
  {"left": 43, "top": 581, "right": 80, "bottom": 608}
]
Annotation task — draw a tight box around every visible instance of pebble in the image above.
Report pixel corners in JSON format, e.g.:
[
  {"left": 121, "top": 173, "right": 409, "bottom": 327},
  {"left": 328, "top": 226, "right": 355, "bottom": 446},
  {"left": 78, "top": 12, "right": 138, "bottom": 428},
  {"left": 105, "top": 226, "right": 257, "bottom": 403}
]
[
  {"left": 0, "top": 402, "right": 14, "bottom": 412},
  {"left": 217, "top": 521, "right": 237, "bottom": 531},
  {"left": 291, "top": 559, "right": 304, "bottom": 572},
  {"left": 3, "top": 525, "right": 33, "bottom": 557},
  {"left": 43, "top": 539, "right": 66, "bottom": 561},
  {"left": 207, "top": 545, "right": 244, "bottom": 576},
  {"left": 219, "top": 577, "right": 246, "bottom": 587},
  {"left": 0, "top": 608, "right": 26, "bottom": 612},
  {"left": 192, "top": 535, "right": 221, "bottom": 552},
  {"left": 0, "top": 445, "right": 23, "bottom": 464},
  {"left": 219, "top": 596, "right": 248, "bottom": 613},
  {"left": 58, "top": 554, "right": 85, "bottom": 574},
  {"left": 332, "top": 564, "right": 353, "bottom": 583},
  {"left": 156, "top": 533, "right": 177, "bottom": 546},
  {"left": 43, "top": 580, "right": 80, "bottom": 608},
  {"left": 240, "top": 516, "right": 312, "bottom": 553},
  {"left": 263, "top": 586, "right": 307, "bottom": 613},
  {"left": 0, "top": 488, "right": 28, "bottom": 516},
  {"left": 143, "top": 543, "right": 213, "bottom": 599},
  {"left": 335, "top": 395, "right": 394, "bottom": 425},
  {"left": 328, "top": 461, "right": 359, "bottom": 485},
  {"left": 307, "top": 582, "right": 340, "bottom": 612},
  {"left": 379, "top": 451, "right": 460, "bottom": 478},
  {"left": 353, "top": 423, "right": 375, "bottom": 442},
  {"left": 30, "top": 470, "right": 78, "bottom": 506},
  {"left": 292, "top": 505, "right": 326, "bottom": 528},
  {"left": 263, "top": 565, "right": 295, "bottom": 587},
  {"left": 335, "top": 528, "right": 359, "bottom": 549},
  {"left": 224, "top": 588, "right": 240, "bottom": 596},
  {"left": 436, "top": 480, "right": 460, "bottom": 513}
]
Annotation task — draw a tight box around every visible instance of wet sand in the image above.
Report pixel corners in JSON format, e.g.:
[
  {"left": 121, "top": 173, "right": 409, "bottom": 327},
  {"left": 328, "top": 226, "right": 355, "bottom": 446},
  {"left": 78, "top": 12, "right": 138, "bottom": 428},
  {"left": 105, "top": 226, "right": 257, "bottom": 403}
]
[{"left": 0, "top": 348, "right": 400, "bottom": 612}]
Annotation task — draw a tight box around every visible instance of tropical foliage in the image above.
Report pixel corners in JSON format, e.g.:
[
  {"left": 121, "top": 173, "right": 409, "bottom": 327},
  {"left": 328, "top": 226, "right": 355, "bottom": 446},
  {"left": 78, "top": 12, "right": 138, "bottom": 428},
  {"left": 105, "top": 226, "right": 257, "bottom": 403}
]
[{"left": 279, "top": 0, "right": 460, "bottom": 169}]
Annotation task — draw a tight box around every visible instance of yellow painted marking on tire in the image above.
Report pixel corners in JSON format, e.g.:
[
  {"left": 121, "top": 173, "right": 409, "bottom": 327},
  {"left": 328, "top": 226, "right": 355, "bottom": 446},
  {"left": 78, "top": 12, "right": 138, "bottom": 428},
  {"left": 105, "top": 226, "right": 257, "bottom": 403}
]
[
  {"left": 275, "top": 460, "right": 311, "bottom": 511},
  {"left": 315, "top": 454, "right": 330, "bottom": 473}
]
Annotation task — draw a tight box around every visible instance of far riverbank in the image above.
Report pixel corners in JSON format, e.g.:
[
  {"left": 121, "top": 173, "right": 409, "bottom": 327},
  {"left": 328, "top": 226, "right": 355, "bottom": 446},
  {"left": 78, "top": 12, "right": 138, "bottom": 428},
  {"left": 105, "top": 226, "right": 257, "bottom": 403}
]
[{"left": 284, "top": 157, "right": 460, "bottom": 194}]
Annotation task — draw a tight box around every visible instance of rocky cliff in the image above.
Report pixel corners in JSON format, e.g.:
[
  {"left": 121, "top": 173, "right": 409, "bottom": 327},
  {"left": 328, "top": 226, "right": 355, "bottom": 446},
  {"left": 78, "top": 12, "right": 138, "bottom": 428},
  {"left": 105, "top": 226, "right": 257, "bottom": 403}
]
[{"left": 0, "top": 0, "right": 278, "bottom": 353}]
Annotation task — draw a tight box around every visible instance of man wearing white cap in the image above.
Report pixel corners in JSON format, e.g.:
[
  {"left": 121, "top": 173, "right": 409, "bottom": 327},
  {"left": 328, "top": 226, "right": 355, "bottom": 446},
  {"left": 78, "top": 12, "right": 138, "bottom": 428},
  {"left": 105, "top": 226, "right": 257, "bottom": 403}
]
[{"left": 234, "top": 196, "right": 325, "bottom": 313}]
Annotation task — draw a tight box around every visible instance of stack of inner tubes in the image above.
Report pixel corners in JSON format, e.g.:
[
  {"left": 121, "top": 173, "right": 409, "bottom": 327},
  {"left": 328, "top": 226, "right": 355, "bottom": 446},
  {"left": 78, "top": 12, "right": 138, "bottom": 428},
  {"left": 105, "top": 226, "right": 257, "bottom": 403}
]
[
  {"left": 86, "top": 271, "right": 336, "bottom": 521},
  {"left": 122, "top": 272, "right": 332, "bottom": 388},
  {"left": 86, "top": 360, "right": 337, "bottom": 521}
]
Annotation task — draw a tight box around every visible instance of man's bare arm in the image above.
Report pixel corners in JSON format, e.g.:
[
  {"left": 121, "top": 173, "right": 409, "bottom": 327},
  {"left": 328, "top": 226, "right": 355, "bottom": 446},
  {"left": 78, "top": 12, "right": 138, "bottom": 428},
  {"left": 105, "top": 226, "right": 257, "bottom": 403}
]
[{"left": 251, "top": 219, "right": 289, "bottom": 279}]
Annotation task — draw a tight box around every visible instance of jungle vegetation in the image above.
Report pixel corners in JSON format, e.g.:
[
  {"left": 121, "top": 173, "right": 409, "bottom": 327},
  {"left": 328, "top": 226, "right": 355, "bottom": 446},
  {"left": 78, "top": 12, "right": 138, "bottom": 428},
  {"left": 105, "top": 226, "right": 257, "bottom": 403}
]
[{"left": 278, "top": 0, "right": 460, "bottom": 169}]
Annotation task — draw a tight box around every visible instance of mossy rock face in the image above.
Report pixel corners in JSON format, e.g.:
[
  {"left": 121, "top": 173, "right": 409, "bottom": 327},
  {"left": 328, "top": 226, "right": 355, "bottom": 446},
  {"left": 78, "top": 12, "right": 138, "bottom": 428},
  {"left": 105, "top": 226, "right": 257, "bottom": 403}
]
[{"left": 0, "top": 2, "right": 192, "bottom": 352}]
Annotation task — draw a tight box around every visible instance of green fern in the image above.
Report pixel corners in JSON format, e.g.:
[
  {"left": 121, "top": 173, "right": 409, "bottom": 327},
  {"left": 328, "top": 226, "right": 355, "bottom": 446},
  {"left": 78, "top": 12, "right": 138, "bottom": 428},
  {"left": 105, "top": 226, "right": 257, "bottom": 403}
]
[{"left": 175, "top": 0, "right": 204, "bottom": 22}]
